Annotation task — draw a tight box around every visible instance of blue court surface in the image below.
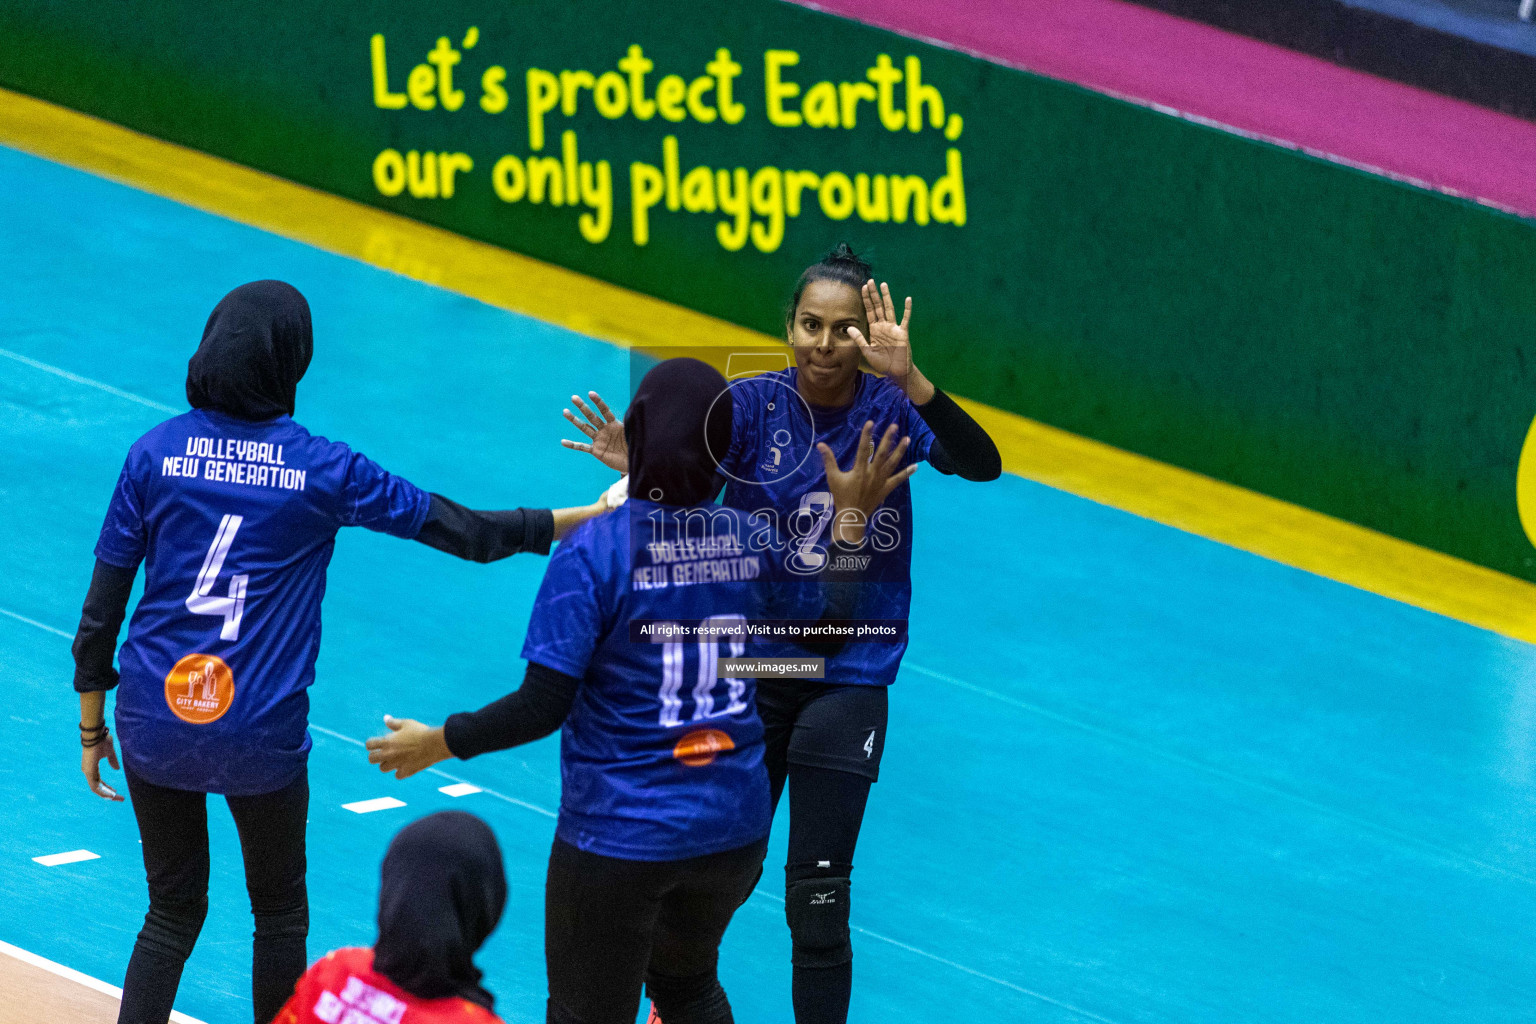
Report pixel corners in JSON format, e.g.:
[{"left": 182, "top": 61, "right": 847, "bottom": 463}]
[{"left": 3, "top": 143, "right": 1536, "bottom": 1024}]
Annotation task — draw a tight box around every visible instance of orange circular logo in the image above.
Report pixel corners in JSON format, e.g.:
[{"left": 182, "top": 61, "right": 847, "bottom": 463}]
[
  {"left": 673, "top": 729, "right": 735, "bottom": 767},
  {"left": 164, "top": 654, "right": 235, "bottom": 725}
]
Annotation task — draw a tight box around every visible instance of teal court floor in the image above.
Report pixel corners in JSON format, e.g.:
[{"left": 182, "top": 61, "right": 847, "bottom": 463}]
[{"left": 1, "top": 144, "right": 1535, "bottom": 1023}]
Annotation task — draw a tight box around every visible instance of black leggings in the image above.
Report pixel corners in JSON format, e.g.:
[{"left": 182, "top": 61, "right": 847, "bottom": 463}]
[
  {"left": 759, "top": 681, "right": 887, "bottom": 1024},
  {"left": 119, "top": 768, "right": 309, "bottom": 1024},
  {"left": 544, "top": 836, "right": 768, "bottom": 1024}
]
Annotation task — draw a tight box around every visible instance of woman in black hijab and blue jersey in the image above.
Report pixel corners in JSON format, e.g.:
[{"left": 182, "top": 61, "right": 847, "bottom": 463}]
[
  {"left": 70, "top": 281, "right": 611, "bottom": 1024},
  {"left": 366, "top": 357, "right": 918, "bottom": 1024}
]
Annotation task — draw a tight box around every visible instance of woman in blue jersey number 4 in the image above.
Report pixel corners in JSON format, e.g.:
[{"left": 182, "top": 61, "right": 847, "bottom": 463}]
[
  {"left": 71, "top": 281, "right": 613, "bottom": 1024},
  {"left": 560, "top": 246, "right": 1001, "bottom": 1024},
  {"left": 367, "top": 357, "right": 920, "bottom": 1024}
]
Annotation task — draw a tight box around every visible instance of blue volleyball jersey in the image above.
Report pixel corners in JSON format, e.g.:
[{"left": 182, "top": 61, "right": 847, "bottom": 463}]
[
  {"left": 718, "top": 369, "right": 934, "bottom": 687},
  {"left": 95, "top": 408, "right": 431, "bottom": 796},
  {"left": 521, "top": 500, "right": 817, "bottom": 861}
]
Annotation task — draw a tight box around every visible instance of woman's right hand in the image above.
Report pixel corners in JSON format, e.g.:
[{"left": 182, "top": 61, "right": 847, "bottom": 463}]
[
  {"left": 82, "top": 732, "right": 124, "bottom": 801},
  {"left": 367, "top": 716, "right": 452, "bottom": 780},
  {"left": 561, "top": 391, "right": 628, "bottom": 472},
  {"left": 818, "top": 421, "right": 918, "bottom": 546}
]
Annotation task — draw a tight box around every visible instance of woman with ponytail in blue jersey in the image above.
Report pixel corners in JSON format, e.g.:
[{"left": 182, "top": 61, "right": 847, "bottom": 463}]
[
  {"left": 367, "top": 356, "right": 919, "bottom": 1024},
  {"left": 559, "top": 245, "right": 1002, "bottom": 1024},
  {"left": 71, "top": 281, "right": 611, "bottom": 1024}
]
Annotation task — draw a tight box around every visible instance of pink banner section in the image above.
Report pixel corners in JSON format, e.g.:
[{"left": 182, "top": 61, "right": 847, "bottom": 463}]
[{"left": 787, "top": 0, "right": 1536, "bottom": 220}]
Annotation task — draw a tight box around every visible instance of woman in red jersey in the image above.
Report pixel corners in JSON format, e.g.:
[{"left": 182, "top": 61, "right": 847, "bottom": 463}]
[{"left": 278, "top": 812, "right": 508, "bottom": 1024}]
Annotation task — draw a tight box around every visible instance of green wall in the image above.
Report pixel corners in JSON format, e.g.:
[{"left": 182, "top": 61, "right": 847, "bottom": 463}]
[{"left": 4, "top": 0, "right": 1536, "bottom": 578}]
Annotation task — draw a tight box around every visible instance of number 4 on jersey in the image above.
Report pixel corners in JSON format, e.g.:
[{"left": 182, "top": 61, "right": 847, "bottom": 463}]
[{"left": 186, "top": 514, "right": 248, "bottom": 641}]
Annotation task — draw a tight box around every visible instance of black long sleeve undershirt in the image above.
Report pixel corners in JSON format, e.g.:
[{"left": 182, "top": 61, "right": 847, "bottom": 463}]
[
  {"left": 919, "top": 388, "right": 1002, "bottom": 481},
  {"left": 413, "top": 494, "right": 555, "bottom": 561},
  {"left": 72, "top": 559, "right": 137, "bottom": 693},
  {"left": 443, "top": 661, "right": 580, "bottom": 759},
  {"left": 71, "top": 494, "right": 555, "bottom": 694}
]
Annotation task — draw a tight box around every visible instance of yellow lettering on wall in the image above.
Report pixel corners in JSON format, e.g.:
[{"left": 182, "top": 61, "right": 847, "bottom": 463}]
[
  {"left": 855, "top": 173, "right": 889, "bottom": 222},
  {"left": 750, "top": 166, "right": 785, "bottom": 252},
  {"left": 526, "top": 68, "right": 559, "bottom": 150},
  {"left": 890, "top": 174, "right": 929, "bottom": 224},
  {"left": 656, "top": 74, "right": 688, "bottom": 122},
  {"left": 562, "top": 131, "right": 580, "bottom": 204},
  {"left": 372, "top": 148, "right": 406, "bottom": 195},
  {"left": 561, "top": 69, "right": 596, "bottom": 116},
  {"left": 406, "top": 150, "right": 438, "bottom": 197},
  {"left": 784, "top": 170, "right": 821, "bottom": 217},
  {"left": 1517, "top": 413, "right": 1536, "bottom": 550},
  {"left": 492, "top": 155, "right": 527, "bottom": 202},
  {"left": 803, "top": 82, "right": 839, "bottom": 128},
  {"left": 838, "top": 81, "right": 876, "bottom": 129},
  {"left": 904, "top": 56, "right": 944, "bottom": 132},
  {"left": 480, "top": 66, "right": 508, "bottom": 114},
  {"left": 579, "top": 160, "right": 614, "bottom": 243},
  {"left": 437, "top": 152, "right": 473, "bottom": 197},
  {"left": 407, "top": 64, "right": 438, "bottom": 110},
  {"left": 764, "top": 50, "right": 803, "bottom": 128},
  {"left": 819, "top": 172, "right": 855, "bottom": 220},
  {"left": 370, "top": 35, "right": 407, "bottom": 109},
  {"left": 663, "top": 135, "right": 681, "bottom": 211},
  {"left": 931, "top": 149, "right": 966, "bottom": 225},
  {"left": 593, "top": 72, "right": 629, "bottom": 119},
  {"left": 681, "top": 166, "right": 716, "bottom": 213},
  {"left": 715, "top": 168, "right": 751, "bottom": 250},
  {"left": 427, "top": 36, "right": 465, "bottom": 111},
  {"left": 631, "top": 161, "right": 665, "bottom": 245},
  {"left": 866, "top": 55, "right": 905, "bottom": 132},
  {"left": 528, "top": 156, "right": 564, "bottom": 205},
  {"left": 618, "top": 44, "right": 657, "bottom": 121},
  {"left": 707, "top": 49, "right": 745, "bottom": 124},
  {"left": 686, "top": 75, "right": 717, "bottom": 123}
]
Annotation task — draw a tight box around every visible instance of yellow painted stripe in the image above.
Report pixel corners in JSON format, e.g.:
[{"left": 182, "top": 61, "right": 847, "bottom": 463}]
[{"left": 2, "top": 86, "right": 1534, "bottom": 643}]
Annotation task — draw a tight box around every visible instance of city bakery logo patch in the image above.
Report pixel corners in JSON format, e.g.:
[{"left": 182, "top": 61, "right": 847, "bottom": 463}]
[
  {"left": 673, "top": 728, "right": 735, "bottom": 767},
  {"left": 164, "top": 653, "right": 235, "bottom": 725}
]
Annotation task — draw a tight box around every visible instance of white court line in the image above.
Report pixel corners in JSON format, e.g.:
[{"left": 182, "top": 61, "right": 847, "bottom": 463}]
[
  {"left": 0, "top": 606, "right": 73, "bottom": 639},
  {"left": 438, "top": 782, "right": 481, "bottom": 797},
  {"left": 0, "top": 346, "right": 178, "bottom": 413},
  {"left": 310, "top": 724, "right": 557, "bottom": 820},
  {"left": 342, "top": 796, "right": 405, "bottom": 814},
  {"left": 0, "top": 938, "right": 206, "bottom": 1024},
  {"left": 32, "top": 849, "right": 99, "bottom": 867}
]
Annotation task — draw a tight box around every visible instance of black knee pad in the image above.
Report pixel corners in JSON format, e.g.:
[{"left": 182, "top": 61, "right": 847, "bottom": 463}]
[{"left": 785, "top": 877, "right": 852, "bottom": 969}]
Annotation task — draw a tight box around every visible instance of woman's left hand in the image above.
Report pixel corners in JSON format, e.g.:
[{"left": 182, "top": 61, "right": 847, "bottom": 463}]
[{"left": 366, "top": 716, "right": 452, "bottom": 780}]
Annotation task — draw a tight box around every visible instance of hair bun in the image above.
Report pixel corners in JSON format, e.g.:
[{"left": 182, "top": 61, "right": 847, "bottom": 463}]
[{"left": 825, "top": 242, "right": 863, "bottom": 265}]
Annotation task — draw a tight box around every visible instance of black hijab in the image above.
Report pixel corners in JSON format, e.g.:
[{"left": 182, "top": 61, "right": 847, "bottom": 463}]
[
  {"left": 185, "top": 280, "right": 313, "bottom": 420},
  {"left": 624, "top": 358, "right": 733, "bottom": 505},
  {"left": 374, "top": 811, "right": 507, "bottom": 1010}
]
